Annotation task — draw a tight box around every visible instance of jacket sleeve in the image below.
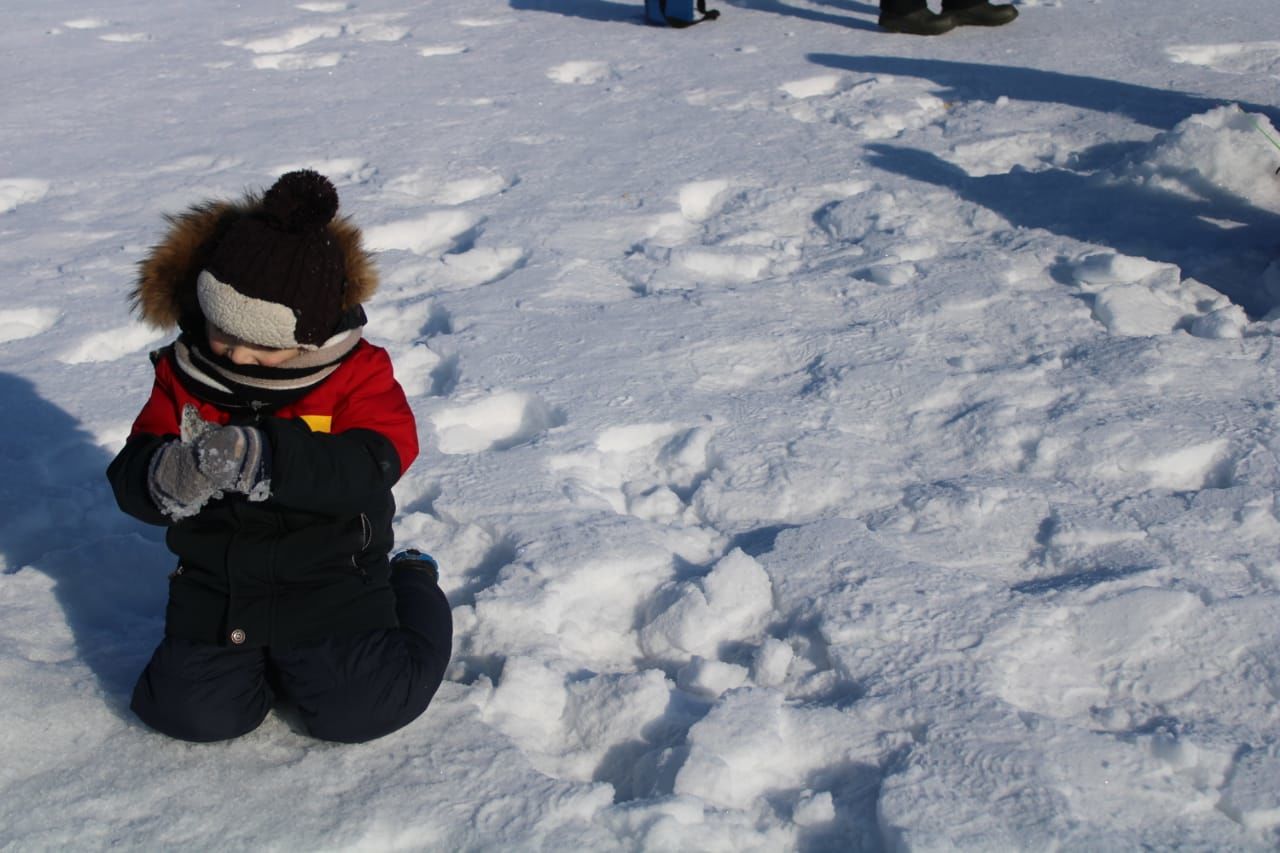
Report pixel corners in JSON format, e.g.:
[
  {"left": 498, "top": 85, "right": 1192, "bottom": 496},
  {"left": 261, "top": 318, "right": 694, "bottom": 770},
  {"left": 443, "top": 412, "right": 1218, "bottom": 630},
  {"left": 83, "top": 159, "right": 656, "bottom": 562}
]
[
  {"left": 105, "top": 365, "right": 184, "bottom": 526},
  {"left": 260, "top": 347, "right": 419, "bottom": 515},
  {"left": 107, "top": 432, "right": 172, "bottom": 526}
]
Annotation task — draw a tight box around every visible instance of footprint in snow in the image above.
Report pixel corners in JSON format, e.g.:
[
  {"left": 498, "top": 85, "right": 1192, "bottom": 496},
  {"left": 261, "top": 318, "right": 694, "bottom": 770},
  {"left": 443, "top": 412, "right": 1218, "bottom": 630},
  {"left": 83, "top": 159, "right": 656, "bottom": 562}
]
[
  {"left": 383, "top": 170, "right": 514, "bottom": 205},
  {"left": 419, "top": 44, "right": 469, "bottom": 58},
  {"left": 782, "top": 72, "right": 951, "bottom": 139},
  {"left": 0, "top": 308, "right": 60, "bottom": 345},
  {"left": 363, "top": 210, "right": 484, "bottom": 257},
  {"left": 0, "top": 179, "right": 50, "bottom": 214},
  {"left": 253, "top": 52, "right": 342, "bottom": 71},
  {"left": 99, "top": 32, "right": 151, "bottom": 43},
  {"left": 455, "top": 17, "right": 513, "bottom": 27},
  {"left": 58, "top": 323, "right": 165, "bottom": 365},
  {"left": 238, "top": 24, "right": 341, "bottom": 54},
  {"left": 229, "top": 23, "right": 343, "bottom": 70},
  {"left": 1166, "top": 41, "right": 1280, "bottom": 76},
  {"left": 153, "top": 155, "right": 243, "bottom": 176},
  {"left": 347, "top": 21, "right": 410, "bottom": 43},
  {"left": 547, "top": 61, "right": 616, "bottom": 86},
  {"left": 636, "top": 179, "right": 805, "bottom": 291},
  {"left": 272, "top": 157, "right": 376, "bottom": 186},
  {"left": 62, "top": 18, "right": 110, "bottom": 30},
  {"left": 549, "top": 421, "right": 717, "bottom": 523}
]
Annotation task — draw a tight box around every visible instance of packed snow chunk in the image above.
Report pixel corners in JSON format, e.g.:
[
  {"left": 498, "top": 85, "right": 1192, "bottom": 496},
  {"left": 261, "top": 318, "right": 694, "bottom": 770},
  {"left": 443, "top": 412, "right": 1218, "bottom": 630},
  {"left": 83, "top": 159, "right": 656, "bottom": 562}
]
[
  {"left": 1091, "top": 284, "right": 1187, "bottom": 336},
  {"left": 610, "top": 794, "right": 795, "bottom": 851},
  {"left": 465, "top": 524, "right": 686, "bottom": 669},
  {"left": 479, "top": 658, "right": 679, "bottom": 786},
  {"left": 1070, "top": 252, "right": 1172, "bottom": 288},
  {"left": 678, "top": 179, "right": 732, "bottom": 222},
  {"left": 560, "top": 669, "right": 673, "bottom": 758},
  {"left": 792, "top": 790, "right": 837, "bottom": 827},
  {"left": 947, "top": 131, "right": 1057, "bottom": 177},
  {"left": 779, "top": 75, "right": 845, "bottom": 100},
  {"left": 1218, "top": 744, "right": 1280, "bottom": 833},
  {"left": 1189, "top": 304, "right": 1247, "bottom": 339},
  {"left": 751, "top": 638, "right": 795, "bottom": 687},
  {"left": 673, "top": 248, "right": 773, "bottom": 283},
  {"left": 676, "top": 656, "right": 749, "bottom": 698},
  {"left": 671, "top": 689, "right": 885, "bottom": 815},
  {"left": 639, "top": 549, "right": 774, "bottom": 661},
  {"left": 1133, "top": 439, "right": 1228, "bottom": 491},
  {"left": 672, "top": 690, "right": 796, "bottom": 810},
  {"left": 481, "top": 655, "right": 567, "bottom": 744},
  {"left": 0, "top": 179, "right": 49, "bottom": 214},
  {"left": 1128, "top": 105, "right": 1280, "bottom": 212}
]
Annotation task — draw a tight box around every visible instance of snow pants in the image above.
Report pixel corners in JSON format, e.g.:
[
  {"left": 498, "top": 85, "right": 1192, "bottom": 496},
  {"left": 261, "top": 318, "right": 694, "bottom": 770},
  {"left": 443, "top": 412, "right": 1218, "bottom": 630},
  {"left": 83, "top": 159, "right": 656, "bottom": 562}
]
[{"left": 130, "top": 568, "right": 452, "bottom": 744}]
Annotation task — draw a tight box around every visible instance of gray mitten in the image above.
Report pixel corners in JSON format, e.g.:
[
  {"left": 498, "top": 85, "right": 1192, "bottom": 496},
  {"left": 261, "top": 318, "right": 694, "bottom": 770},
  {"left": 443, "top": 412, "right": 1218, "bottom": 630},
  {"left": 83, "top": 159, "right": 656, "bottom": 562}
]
[
  {"left": 147, "top": 440, "right": 221, "bottom": 520},
  {"left": 179, "top": 403, "right": 219, "bottom": 444},
  {"left": 194, "top": 424, "right": 270, "bottom": 500}
]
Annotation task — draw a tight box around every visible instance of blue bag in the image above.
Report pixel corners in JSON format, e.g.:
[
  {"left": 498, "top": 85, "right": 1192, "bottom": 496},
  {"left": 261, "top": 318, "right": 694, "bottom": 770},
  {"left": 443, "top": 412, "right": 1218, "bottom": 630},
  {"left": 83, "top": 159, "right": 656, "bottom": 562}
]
[{"left": 645, "top": 0, "right": 719, "bottom": 27}]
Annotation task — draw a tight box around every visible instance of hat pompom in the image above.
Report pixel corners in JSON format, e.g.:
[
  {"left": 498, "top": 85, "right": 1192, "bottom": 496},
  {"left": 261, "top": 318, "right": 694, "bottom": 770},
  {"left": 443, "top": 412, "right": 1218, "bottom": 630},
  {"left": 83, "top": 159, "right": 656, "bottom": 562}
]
[{"left": 261, "top": 170, "right": 339, "bottom": 233}]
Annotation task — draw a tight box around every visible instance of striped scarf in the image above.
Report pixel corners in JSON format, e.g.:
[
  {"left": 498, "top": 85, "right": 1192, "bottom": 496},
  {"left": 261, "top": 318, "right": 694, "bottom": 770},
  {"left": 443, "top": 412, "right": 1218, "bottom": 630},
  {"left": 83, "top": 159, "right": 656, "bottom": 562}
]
[{"left": 171, "top": 327, "right": 363, "bottom": 411}]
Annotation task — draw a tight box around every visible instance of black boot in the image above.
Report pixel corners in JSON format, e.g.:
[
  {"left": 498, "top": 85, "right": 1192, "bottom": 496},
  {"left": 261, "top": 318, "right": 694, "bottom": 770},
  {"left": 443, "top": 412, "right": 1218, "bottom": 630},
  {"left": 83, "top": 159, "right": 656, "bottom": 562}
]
[
  {"left": 878, "top": 7, "right": 957, "bottom": 34},
  {"left": 945, "top": 1, "right": 1018, "bottom": 26},
  {"left": 391, "top": 549, "right": 440, "bottom": 584}
]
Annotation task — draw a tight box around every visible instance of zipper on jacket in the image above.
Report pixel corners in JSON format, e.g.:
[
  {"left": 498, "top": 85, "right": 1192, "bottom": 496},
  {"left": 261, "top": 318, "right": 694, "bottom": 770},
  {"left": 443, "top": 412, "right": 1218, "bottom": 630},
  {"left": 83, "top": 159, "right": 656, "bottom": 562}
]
[{"left": 352, "top": 513, "right": 373, "bottom": 584}]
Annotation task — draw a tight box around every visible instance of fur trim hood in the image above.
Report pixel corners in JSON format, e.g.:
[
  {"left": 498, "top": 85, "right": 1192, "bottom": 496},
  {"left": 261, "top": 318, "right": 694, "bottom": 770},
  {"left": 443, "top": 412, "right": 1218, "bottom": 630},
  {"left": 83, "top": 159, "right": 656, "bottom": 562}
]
[{"left": 131, "top": 187, "right": 378, "bottom": 334}]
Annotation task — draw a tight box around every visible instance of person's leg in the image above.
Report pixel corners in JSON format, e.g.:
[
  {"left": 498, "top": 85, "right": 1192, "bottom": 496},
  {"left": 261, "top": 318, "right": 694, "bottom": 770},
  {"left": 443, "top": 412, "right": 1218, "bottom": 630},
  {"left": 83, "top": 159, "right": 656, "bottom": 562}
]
[
  {"left": 272, "top": 564, "right": 453, "bottom": 743},
  {"left": 131, "top": 638, "right": 272, "bottom": 742}
]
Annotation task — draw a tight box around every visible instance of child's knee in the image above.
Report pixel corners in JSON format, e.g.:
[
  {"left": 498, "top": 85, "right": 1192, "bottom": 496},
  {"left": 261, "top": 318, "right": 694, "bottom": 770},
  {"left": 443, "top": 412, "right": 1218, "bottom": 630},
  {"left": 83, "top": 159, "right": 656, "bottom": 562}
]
[
  {"left": 292, "top": 642, "right": 442, "bottom": 742},
  {"left": 131, "top": 640, "right": 271, "bottom": 742},
  {"left": 130, "top": 679, "right": 269, "bottom": 742}
]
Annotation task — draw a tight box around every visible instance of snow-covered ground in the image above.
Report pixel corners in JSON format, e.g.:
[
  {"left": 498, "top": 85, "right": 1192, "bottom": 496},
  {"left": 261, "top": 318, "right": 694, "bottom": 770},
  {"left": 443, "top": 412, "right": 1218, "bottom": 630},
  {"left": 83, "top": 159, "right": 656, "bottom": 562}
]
[{"left": 3, "top": 0, "right": 1280, "bottom": 848}]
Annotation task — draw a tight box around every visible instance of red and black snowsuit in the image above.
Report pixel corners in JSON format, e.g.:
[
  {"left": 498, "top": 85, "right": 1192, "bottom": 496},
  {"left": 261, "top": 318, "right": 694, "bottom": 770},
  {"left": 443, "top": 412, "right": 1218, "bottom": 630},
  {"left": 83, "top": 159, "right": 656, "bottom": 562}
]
[{"left": 106, "top": 185, "right": 451, "bottom": 744}]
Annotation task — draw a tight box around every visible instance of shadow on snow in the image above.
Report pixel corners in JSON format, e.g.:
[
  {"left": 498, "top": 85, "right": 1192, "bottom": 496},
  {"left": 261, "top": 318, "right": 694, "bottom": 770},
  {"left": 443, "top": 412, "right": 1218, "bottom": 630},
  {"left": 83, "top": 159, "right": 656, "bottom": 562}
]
[{"left": 0, "top": 372, "right": 166, "bottom": 715}]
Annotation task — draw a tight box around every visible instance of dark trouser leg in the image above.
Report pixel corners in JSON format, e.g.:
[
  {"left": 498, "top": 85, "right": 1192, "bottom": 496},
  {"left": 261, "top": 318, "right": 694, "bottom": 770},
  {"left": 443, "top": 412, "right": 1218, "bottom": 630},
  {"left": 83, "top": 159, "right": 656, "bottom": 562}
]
[
  {"left": 272, "top": 570, "right": 453, "bottom": 744},
  {"left": 131, "top": 639, "right": 272, "bottom": 742},
  {"left": 881, "top": 0, "right": 927, "bottom": 14}
]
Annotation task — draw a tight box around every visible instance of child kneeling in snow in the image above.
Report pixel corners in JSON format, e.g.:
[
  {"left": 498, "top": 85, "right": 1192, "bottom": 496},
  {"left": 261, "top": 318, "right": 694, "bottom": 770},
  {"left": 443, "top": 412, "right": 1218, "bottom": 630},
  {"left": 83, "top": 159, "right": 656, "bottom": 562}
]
[{"left": 107, "top": 170, "right": 451, "bottom": 743}]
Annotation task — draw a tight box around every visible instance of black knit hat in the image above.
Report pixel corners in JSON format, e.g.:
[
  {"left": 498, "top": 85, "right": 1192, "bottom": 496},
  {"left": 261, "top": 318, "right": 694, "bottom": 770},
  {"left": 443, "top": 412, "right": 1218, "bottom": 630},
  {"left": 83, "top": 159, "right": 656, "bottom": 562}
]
[{"left": 197, "top": 170, "right": 346, "bottom": 349}]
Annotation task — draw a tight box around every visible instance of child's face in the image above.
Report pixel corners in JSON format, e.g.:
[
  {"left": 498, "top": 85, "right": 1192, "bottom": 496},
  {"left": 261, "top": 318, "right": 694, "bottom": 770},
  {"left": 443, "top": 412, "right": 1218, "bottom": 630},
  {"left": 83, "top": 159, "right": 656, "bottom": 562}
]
[{"left": 207, "top": 324, "right": 302, "bottom": 367}]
